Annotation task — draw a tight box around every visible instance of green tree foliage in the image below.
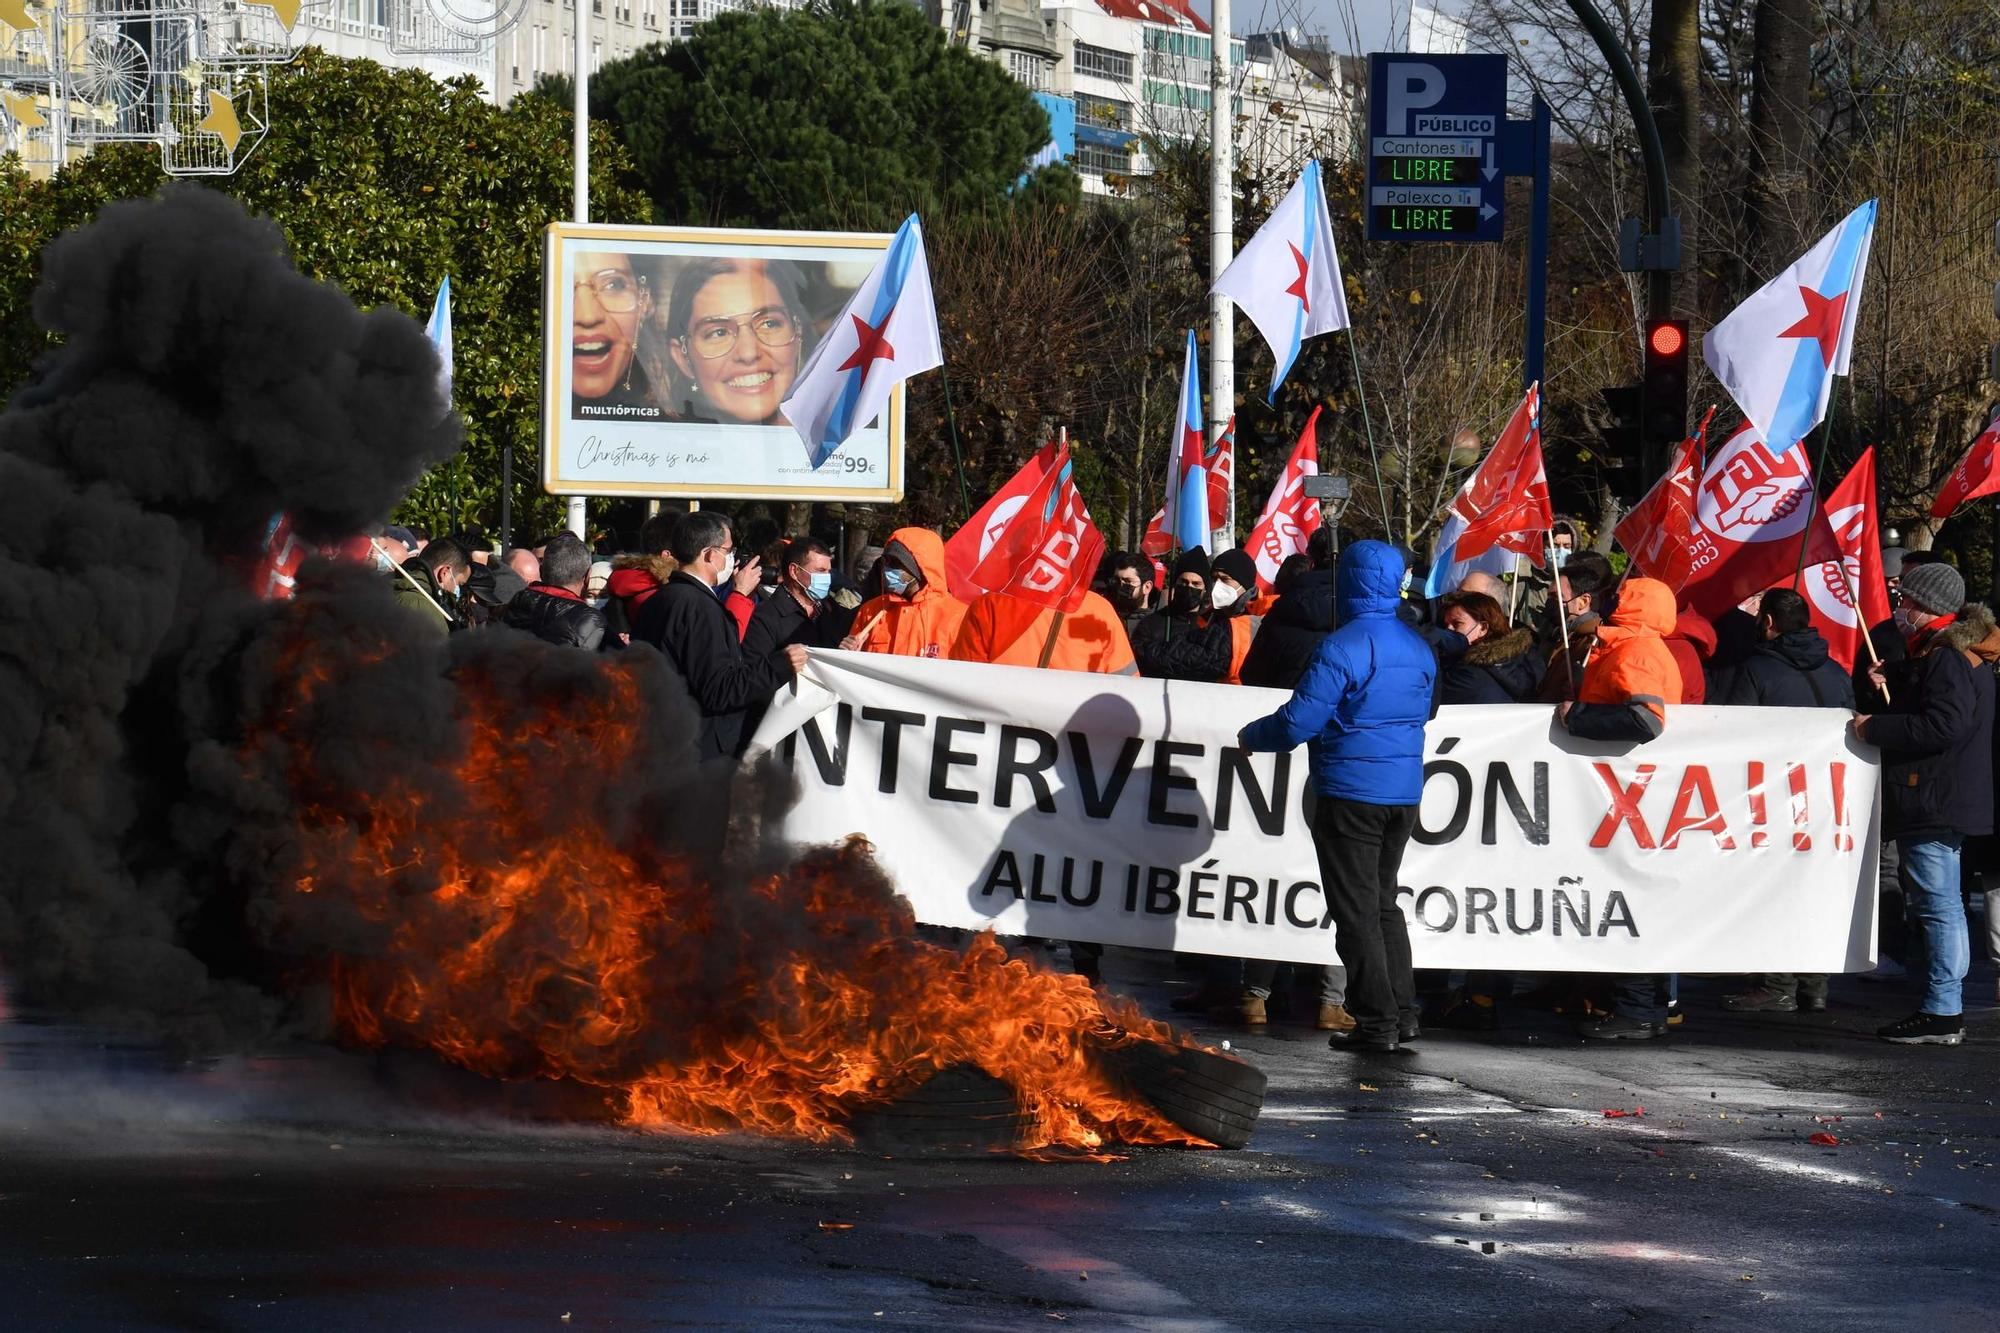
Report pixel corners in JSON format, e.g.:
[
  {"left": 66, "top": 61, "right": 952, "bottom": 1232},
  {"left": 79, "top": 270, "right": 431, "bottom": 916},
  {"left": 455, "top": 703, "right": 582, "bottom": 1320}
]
[
  {"left": 1, "top": 49, "right": 652, "bottom": 539},
  {"left": 576, "top": 0, "right": 1077, "bottom": 230}
]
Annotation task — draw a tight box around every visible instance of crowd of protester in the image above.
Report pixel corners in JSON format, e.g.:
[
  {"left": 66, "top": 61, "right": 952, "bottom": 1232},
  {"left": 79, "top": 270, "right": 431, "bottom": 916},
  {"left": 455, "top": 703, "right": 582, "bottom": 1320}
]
[{"left": 375, "top": 508, "right": 1997, "bottom": 1054}]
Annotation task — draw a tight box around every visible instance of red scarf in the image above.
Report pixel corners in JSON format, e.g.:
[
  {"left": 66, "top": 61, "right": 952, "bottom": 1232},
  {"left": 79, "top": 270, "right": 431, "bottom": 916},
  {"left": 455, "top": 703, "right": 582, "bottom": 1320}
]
[{"left": 1909, "top": 611, "right": 1957, "bottom": 654}]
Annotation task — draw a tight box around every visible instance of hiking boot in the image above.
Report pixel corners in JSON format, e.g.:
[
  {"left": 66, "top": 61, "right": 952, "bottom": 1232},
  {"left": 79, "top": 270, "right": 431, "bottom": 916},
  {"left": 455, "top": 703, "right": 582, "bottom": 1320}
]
[
  {"left": 1317, "top": 1002, "right": 1356, "bottom": 1033},
  {"left": 1580, "top": 1013, "right": 1661, "bottom": 1041},
  {"left": 1877, "top": 1012, "right": 1964, "bottom": 1046},
  {"left": 1722, "top": 987, "right": 1798, "bottom": 1013},
  {"left": 1233, "top": 994, "right": 1269, "bottom": 1026},
  {"left": 1797, "top": 994, "right": 1828, "bottom": 1012}
]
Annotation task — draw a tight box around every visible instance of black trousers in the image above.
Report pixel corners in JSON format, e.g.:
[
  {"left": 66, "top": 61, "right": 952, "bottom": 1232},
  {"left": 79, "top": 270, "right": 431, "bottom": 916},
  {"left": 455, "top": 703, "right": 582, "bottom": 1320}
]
[{"left": 1312, "top": 796, "right": 1419, "bottom": 1042}]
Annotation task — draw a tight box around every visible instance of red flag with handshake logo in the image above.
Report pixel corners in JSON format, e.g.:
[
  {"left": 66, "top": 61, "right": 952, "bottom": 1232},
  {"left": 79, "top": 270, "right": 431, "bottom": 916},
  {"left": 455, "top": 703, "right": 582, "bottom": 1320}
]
[
  {"left": 965, "top": 442, "right": 1105, "bottom": 613},
  {"left": 1614, "top": 408, "right": 1715, "bottom": 594},
  {"left": 1680, "top": 422, "right": 1843, "bottom": 618},
  {"left": 1929, "top": 409, "right": 2000, "bottom": 520},
  {"left": 1795, "top": 447, "right": 1892, "bottom": 671}
]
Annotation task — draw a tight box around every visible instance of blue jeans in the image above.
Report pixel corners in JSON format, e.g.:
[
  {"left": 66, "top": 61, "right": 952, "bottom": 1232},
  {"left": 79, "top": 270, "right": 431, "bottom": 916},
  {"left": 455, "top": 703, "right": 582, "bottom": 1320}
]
[{"left": 1898, "top": 835, "right": 1969, "bottom": 1017}]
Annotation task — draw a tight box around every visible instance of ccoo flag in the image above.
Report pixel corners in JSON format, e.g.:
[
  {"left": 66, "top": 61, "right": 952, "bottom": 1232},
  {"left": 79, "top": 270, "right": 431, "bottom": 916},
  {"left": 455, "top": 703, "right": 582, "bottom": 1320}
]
[
  {"left": 781, "top": 213, "right": 943, "bottom": 468},
  {"left": 425, "top": 275, "right": 453, "bottom": 413},
  {"left": 1212, "top": 159, "right": 1351, "bottom": 402},
  {"left": 1243, "top": 406, "right": 1324, "bottom": 592},
  {"left": 1928, "top": 409, "right": 2000, "bottom": 521},
  {"left": 942, "top": 440, "right": 1059, "bottom": 600},
  {"left": 1158, "top": 329, "right": 1210, "bottom": 552},
  {"left": 1423, "top": 383, "right": 1552, "bottom": 598},
  {"left": 1703, "top": 200, "right": 1876, "bottom": 453}
]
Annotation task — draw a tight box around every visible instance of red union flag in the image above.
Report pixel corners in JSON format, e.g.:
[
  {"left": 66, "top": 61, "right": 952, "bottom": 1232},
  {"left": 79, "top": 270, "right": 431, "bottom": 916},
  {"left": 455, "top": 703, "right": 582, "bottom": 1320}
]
[
  {"left": 1451, "top": 382, "right": 1552, "bottom": 562},
  {"left": 944, "top": 441, "right": 1058, "bottom": 600},
  {"left": 1681, "top": 422, "right": 1843, "bottom": 618},
  {"left": 1794, "top": 447, "right": 1892, "bottom": 671},
  {"left": 1929, "top": 410, "right": 2000, "bottom": 520},
  {"left": 1614, "top": 408, "right": 1715, "bottom": 594},
  {"left": 966, "top": 444, "right": 1105, "bottom": 613},
  {"left": 1244, "top": 407, "right": 1324, "bottom": 591}
]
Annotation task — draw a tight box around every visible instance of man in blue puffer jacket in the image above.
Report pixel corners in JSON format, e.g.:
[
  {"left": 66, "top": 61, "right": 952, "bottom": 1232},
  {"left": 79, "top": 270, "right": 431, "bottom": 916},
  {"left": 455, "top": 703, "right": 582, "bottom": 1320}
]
[{"left": 1238, "top": 540, "right": 1438, "bottom": 1053}]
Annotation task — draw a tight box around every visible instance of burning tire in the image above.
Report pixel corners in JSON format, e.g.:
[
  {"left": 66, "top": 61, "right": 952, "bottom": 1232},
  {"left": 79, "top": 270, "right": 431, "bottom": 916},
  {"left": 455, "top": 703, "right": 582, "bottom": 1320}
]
[
  {"left": 1098, "top": 1040, "right": 1268, "bottom": 1149},
  {"left": 846, "top": 1066, "right": 1028, "bottom": 1155}
]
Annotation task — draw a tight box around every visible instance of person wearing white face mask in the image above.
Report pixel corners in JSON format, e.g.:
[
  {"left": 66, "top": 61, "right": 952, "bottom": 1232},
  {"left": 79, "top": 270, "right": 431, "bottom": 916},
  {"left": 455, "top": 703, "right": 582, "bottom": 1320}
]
[
  {"left": 1209, "top": 548, "right": 1264, "bottom": 685},
  {"left": 632, "top": 510, "right": 806, "bottom": 761}
]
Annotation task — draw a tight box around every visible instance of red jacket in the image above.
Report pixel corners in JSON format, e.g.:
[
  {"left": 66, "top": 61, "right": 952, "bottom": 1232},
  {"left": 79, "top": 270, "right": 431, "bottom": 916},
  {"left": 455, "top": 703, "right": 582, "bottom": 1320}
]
[{"left": 1665, "top": 607, "right": 1717, "bottom": 704}]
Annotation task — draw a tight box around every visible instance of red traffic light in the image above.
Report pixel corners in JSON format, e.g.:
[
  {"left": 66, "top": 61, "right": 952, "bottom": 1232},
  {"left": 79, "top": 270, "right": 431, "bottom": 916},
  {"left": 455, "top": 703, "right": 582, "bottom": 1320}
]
[{"left": 1648, "top": 321, "right": 1687, "bottom": 358}]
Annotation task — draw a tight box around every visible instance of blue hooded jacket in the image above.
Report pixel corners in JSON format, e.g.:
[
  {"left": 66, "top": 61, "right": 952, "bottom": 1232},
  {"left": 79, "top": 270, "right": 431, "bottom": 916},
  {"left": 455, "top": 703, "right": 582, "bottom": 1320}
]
[{"left": 1239, "top": 540, "right": 1436, "bottom": 804}]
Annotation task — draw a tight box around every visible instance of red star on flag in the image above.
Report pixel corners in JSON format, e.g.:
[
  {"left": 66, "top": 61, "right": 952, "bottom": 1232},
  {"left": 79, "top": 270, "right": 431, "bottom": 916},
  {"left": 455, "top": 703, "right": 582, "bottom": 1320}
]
[
  {"left": 1777, "top": 286, "right": 1848, "bottom": 367},
  {"left": 1284, "top": 242, "right": 1311, "bottom": 314},
  {"left": 836, "top": 312, "right": 897, "bottom": 374}
]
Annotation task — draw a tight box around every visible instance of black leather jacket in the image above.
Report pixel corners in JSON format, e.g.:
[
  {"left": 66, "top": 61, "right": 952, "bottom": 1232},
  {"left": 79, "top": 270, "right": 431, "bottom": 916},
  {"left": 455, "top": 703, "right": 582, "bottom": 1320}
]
[{"left": 501, "top": 584, "right": 607, "bottom": 651}]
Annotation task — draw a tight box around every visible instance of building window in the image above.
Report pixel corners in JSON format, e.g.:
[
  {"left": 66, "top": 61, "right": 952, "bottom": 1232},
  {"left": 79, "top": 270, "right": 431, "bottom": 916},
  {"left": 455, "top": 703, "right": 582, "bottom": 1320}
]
[
  {"left": 1076, "top": 96, "right": 1132, "bottom": 131},
  {"left": 1072, "top": 42, "right": 1132, "bottom": 83},
  {"left": 1073, "top": 142, "right": 1129, "bottom": 177},
  {"left": 1006, "top": 50, "right": 1046, "bottom": 90}
]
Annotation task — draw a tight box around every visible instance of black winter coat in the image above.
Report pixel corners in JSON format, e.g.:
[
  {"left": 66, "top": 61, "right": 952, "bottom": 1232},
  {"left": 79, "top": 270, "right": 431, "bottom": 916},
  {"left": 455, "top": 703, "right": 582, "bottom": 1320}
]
[
  {"left": 633, "top": 571, "right": 792, "bottom": 760},
  {"left": 1711, "top": 629, "right": 1856, "bottom": 710},
  {"left": 1866, "top": 615, "right": 1996, "bottom": 840},
  {"left": 501, "top": 584, "right": 607, "bottom": 651},
  {"left": 740, "top": 589, "right": 842, "bottom": 738},
  {"left": 1130, "top": 606, "right": 1230, "bottom": 681},
  {"left": 1238, "top": 569, "right": 1335, "bottom": 690},
  {"left": 1440, "top": 627, "right": 1543, "bottom": 704}
]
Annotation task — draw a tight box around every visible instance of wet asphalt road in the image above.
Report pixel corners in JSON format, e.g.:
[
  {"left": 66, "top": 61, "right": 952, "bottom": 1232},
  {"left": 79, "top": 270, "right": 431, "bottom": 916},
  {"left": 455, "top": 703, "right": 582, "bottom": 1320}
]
[{"left": 1, "top": 952, "right": 1995, "bottom": 1332}]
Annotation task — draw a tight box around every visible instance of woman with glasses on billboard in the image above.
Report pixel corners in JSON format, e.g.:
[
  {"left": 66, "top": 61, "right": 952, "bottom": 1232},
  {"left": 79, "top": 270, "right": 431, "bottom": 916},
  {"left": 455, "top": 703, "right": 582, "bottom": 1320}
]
[
  {"left": 570, "top": 251, "right": 660, "bottom": 415},
  {"left": 662, "top": 259, "right": 817, "bottom": 427}
]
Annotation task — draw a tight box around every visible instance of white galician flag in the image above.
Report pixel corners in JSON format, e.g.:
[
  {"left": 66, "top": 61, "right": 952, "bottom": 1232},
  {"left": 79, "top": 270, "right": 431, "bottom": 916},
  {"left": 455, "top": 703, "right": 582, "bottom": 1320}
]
[
  {"left": 781, "top": 213, "right": 943, "bottom": 469},
  {"left": 424, "top": 275, "right": 453, "bottom": 413},
  {"left": 1212, "top": 158, "right": 1351, "bottom": 401},
  {"left": 1702, "top": 200, "right": 1876, "bottom": 450}
]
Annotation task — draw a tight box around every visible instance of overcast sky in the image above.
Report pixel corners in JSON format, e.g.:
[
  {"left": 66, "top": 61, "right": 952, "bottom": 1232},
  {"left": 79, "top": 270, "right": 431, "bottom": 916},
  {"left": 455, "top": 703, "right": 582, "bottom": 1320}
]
[{"left": 1187, "top": 0, "right": 1468, "bottom": 49}]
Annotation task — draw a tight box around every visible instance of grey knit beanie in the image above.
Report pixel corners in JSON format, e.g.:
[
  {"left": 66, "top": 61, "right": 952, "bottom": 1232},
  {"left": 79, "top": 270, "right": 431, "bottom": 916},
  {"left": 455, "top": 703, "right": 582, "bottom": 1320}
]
[{"left": 1900, "top": 561, "right": 1965, "bottom": 617}]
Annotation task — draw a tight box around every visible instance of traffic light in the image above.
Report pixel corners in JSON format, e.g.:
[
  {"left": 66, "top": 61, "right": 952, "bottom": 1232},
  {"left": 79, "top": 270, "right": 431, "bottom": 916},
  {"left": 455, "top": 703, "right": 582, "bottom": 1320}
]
[
  {"left": 1599, "top": 384, "right": 1642, "bottom": 496},
  {"left": 1641, "top": 318, "right": 1691, "bottom": 480}
]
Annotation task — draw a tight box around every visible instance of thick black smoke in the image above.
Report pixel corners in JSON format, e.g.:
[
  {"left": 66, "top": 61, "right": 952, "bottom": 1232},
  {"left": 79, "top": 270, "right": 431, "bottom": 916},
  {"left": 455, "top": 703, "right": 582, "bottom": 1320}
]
[
  {"left": 0, "top": 188, "right": 464, "bottom": 1043},
  {"left": 0, "top": 189, "right": 834, "bottom": 1066}
]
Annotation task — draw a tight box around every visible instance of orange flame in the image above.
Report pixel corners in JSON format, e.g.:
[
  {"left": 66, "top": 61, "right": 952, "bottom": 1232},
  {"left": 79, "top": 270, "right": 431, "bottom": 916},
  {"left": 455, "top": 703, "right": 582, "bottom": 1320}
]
[{"left": 249, "top": 615, "right": 1203, "bottom": 1151}]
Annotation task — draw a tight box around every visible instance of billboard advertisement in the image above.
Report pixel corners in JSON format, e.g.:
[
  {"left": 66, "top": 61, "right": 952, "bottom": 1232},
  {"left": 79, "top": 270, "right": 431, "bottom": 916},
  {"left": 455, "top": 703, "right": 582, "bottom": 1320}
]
[{"left": 541, "top": 222, "right": 905, "bottom": 502}]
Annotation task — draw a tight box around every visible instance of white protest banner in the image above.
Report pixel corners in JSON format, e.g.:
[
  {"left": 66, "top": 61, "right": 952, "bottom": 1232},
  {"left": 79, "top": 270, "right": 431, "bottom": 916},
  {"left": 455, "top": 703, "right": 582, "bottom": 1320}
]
[{"left": 751, "top": 653, "right": 1880, "bottom": 974}]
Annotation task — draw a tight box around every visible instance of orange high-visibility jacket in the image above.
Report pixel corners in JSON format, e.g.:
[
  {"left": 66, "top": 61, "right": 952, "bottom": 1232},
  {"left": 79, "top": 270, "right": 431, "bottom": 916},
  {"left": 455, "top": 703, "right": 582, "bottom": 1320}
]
[
  {"left": 951, "top": 589, "right": 1138, "bottom": 675},
  {"left": 1222, "top": 614, "right": 1261, "bottom": 685},
  {"left": 848, "top": 527, "right": 967, "bottom": 659},
  {"left": 1577, "top": 577, "right": 1683, "bottom": 734}
]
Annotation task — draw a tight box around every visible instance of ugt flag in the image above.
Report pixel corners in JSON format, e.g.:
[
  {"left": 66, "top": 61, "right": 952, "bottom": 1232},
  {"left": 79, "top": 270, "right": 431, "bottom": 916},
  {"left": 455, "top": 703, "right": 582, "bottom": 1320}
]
[
  {"left": 782, "top": 213, "right": 943, "bottom": 468},
  {"left": 1212, "top": 158, "right": 1351, "bottom": 402},
  {"left": 965, "top": 444, "right": 1106, "bottom": 614},
  {"left": 1141, "top": 415, "right": 1236, "bottom": 557},
  {"left": 1614, "top": 406, "right": 1716, "bottom": 595},
  {"left": 1794, "top": 447, "right": 1892, "bottom": 672},
  {"left": 1929, "top": 409, "right": 2000, "bottom": 520},
  {"left": 943, "top": 440, "right": 1058, "bottom": 600},
  {"left": 1157, "top": 329, "right": 1210, "bottom": 553},
  {"left": 1244, "top": 406, "right": 1324, "bottom": 592},
  {"left": 1423, "top": 383, "right": 1552, "bottom": 598},
  {"left": 1680, "top": 422, "right": 1842, "bottom": 618},
  {"left": 425, "top": 275, "right": 453, "bottom": 413},
  {"left": 1703, "top": 200, "right": 1876, "bottom": 454}
]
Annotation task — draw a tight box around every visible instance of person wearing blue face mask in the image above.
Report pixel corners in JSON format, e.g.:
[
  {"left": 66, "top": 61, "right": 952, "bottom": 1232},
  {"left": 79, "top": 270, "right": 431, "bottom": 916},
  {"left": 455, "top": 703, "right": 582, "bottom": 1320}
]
[{"left": 740, "top": 535, "right": 844, "bottom": 737}]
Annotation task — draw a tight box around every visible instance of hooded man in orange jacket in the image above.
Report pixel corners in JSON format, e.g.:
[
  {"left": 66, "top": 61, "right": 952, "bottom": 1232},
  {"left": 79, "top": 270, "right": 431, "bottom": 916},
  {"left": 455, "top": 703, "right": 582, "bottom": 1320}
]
[
  {"left": 1560, "top": 576, "right": 1683, "bottom": 1038},
  {"left": 841, "top": 527, "right": 967, "bottom": 659}
]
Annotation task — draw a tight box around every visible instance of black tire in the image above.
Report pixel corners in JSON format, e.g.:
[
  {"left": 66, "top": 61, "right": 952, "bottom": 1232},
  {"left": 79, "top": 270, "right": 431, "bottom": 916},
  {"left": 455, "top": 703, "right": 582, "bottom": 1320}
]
[
  {"left": 1095, "top": 1039, "right": 1268, "bottom": 1149},
  {"left": 846, "top": 1066, "right": 1026, "bottom": 1155}
]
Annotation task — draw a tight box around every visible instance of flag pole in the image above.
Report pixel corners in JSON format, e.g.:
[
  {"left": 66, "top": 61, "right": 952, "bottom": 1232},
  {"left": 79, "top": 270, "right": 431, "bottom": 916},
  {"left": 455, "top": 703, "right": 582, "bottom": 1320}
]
[
  {"left": 1795, "top": 377, "right": 1844, "bottom": 578},
  {"left": 1345, "top": 327, "right": 1390, "bottom": 535},
  {"left": 1549, "top": 527, "right": 1575, "bottom": 691},
  {"left": 1505, "top": 550, "right": 1523, "bottom": 623},
  {"left": 1828, "top": 558, "right": 1891, "bottom": 703},
  {"left": 939, "top": 364, "right": 972, "bottom": 525}
]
